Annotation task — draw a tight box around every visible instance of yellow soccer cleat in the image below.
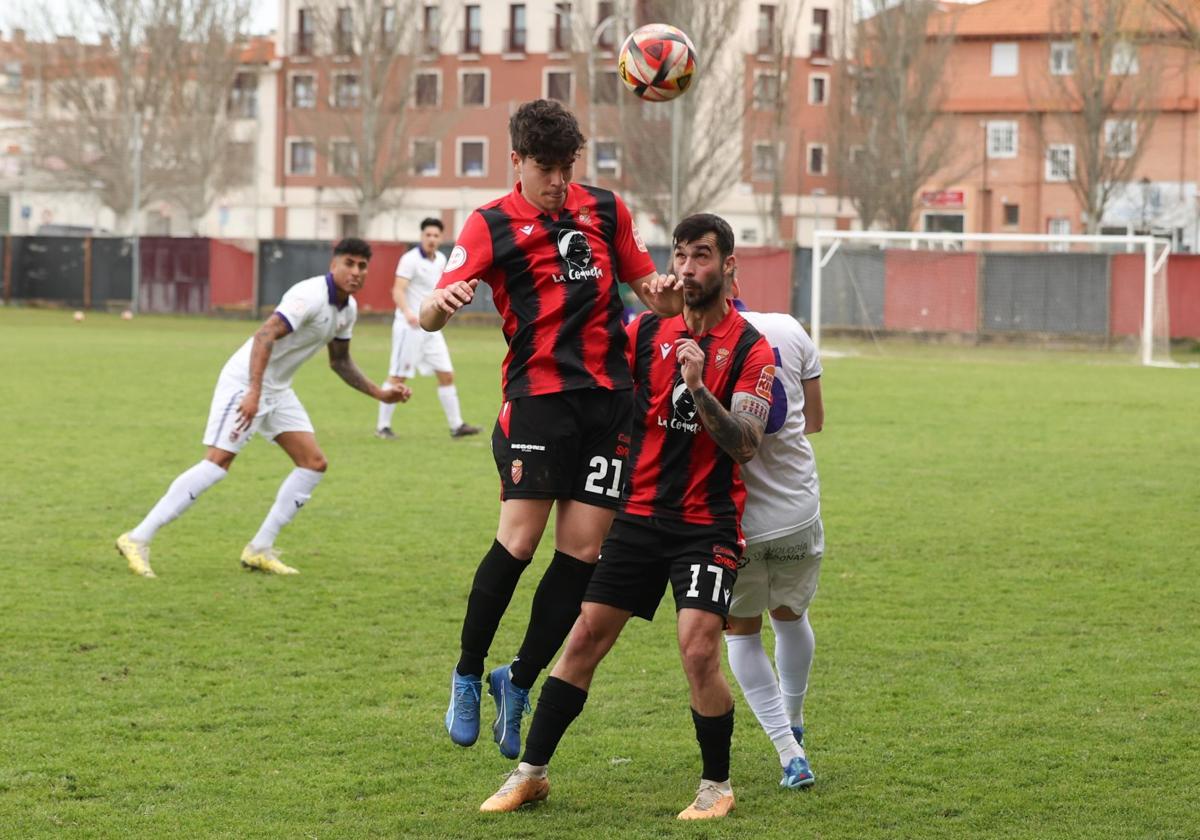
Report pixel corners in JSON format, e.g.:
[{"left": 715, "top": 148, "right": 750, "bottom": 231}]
[
  {"left": 240, "top": 545, "right": 300, "bottom": 575},
  {"left": 116, "top": 533, "right": 156, "bottom": 578},
  {"left": 480, "top": 767, "right": 549, "bottom": 813},
  {"left": 677, "top": 781, "right": 735, "bottom": 820}
]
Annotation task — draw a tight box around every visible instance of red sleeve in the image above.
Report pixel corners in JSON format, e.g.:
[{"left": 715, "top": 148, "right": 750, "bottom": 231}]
[
  {"left": 437, "top": 211, "right": 495, "bottom": 289},
  {"left": 612, "top": 192, "right": 656, "bottom": 284},
  {"left": 733, "top": 336, "right": 777, "bottom": 405}
]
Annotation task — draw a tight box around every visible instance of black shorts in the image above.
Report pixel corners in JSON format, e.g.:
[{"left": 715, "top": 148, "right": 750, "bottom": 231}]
[
  {"left": 584, "top": 514, "right": 742, "bottom": 621},
  {"left": 492, "top": 388, "right": 634, "bottom": 509}
]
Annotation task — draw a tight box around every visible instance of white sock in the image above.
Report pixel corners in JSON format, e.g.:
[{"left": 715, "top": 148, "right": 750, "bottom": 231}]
[
  {"left": 129, "top": 460, "right": 227, "bottom": 543},
  {"left": 437, "top": 384, "right": 464, "bottom": 430},
  {"left": 701, "top": 777, "right": 733, "bottom": 794},
  {"left": 377, "top": 398, "right": 397, "bottom": 430},
  {"left": 517, "top": 761, "right": 547, "bottom": 778},
  {"left": 726, "top": 632, "right": 803, "bottom": 766},
  {"left": 250, "top": 467, "right": 324, "bottom": 548},
  {"left": 772, "top": 612, "right": 815, "bottom": 729}
]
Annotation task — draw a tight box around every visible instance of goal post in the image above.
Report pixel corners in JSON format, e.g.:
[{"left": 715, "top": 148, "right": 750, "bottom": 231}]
[{"left": 809, "top": 230, "right": 1173, "bottom": 365}]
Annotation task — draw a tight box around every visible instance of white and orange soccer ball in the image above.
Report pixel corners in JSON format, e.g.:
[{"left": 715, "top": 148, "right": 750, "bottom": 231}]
[{"left": 617, "top": 23, "right": 697, "bottom": 103}]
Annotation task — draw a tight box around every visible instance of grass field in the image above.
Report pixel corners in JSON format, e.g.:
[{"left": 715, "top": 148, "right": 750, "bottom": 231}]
[{"left": 1, "top": 307, "right": 1198, "bottom": 839}]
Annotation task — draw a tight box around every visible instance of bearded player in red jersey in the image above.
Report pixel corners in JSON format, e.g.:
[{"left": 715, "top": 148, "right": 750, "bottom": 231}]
[
  {"left": 420, "top": 99, "right": 682, "bottom": 760},
  {"left": 478, "top": 213, "right": 777, "bottom": 821}
]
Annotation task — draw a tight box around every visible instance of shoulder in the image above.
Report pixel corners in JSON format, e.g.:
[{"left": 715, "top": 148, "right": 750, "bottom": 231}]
[{"left": 286, "top": 275, "right": 325, "bottom": 300}]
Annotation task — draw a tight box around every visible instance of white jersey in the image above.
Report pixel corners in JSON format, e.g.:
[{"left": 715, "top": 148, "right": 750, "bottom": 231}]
[
  {"left": 395, "top": 246, "right": 447, "bottom": 316},
  {"left": 738, "top": 308, "right": 822, "bottom": 545},
  {"left": 221, "top": 274, "right": 357, "bottom": 394}
]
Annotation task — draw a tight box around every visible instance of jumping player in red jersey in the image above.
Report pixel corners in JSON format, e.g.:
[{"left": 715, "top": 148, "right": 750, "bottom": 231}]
[
  {"left": 420, "top": 99, "right": 682, "bottom": 760},
  {"left": 479, "top": 213, "right": 777, "bottom": 821}
]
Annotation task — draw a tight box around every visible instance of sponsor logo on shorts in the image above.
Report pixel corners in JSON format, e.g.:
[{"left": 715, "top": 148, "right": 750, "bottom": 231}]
[
  {"left": 755, "top": 365, "right": 777, "bottom": 400},
  {"left": 445, "top": 245, "right": 467, "bottom": 273},
  {"left": 712, "top": 544, "right": 739, "bottom": 572},
  {"left": 511, "top": 459, "right": 524, "bottom": 484},
  {"left": 511, "top": 442, "right": 546, "bottom": 453}
]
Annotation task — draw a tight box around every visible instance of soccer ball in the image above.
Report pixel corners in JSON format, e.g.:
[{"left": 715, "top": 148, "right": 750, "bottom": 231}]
[
  {"left": 73, "top": 310, "right": 85, "bottom": 322},
  {"left": 617, "top": 23, "right": 697, "bottom": 102}
]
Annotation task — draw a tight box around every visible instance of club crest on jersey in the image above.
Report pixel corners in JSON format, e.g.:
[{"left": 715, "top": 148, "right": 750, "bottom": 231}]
[
  {"left": 715, "top": 348, "right": 730, "bottom": 369},
  {"left": 576, "top": 207, "right": 593, "bottom": 226},
  {"left": 511, "top": 459, "right": 524, "bottom": 485},
  {"left": 552, "top": 230, "right": 603, "bottom": 284},
  {"left": 446, "top": 245, "right": 467, "bottom": 272},
  {"left": 658, "top": 379, "right": 700, "bottom": 433},
  {"left": 659, "top": 342, "right": 672, "bottom": 359}
]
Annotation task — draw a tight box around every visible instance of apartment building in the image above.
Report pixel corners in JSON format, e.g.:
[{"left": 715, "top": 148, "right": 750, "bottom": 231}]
[{"left": 916, "top": 0, "right": 1199, "bottom": 248}]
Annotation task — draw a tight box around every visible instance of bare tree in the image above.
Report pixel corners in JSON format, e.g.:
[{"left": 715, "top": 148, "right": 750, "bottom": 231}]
[
  {"left": 1037, "top": 0, "right": 1162, "bottom": 234},
  {"left": 24, "top": 0, "right": 250, "bottom": 233},
  {"left": 1152, "top": 0, "right": 1200, "bottom": 50},
  {"left": 750, "top": 0, "right": 803, "bottom": 246},
  {"left": 295, "top": 0, "right": 451, "bottom": 236},
  {"left": 829, "top": 0, "right": 960, "bottom": 231},
  {"left": 606, "top": 0, "right": 745, "bottom": 233}
]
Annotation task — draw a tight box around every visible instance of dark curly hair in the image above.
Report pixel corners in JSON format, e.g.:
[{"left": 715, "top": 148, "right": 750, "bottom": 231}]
[
  {"left": 673, "top": 214, "right": 735, "bottom": 262},
  {"left": 509, "top": 99, "right": 586, "bottom": 165},
  {"left": 333, "top": 237, "right": 373, "bottom": 260}
]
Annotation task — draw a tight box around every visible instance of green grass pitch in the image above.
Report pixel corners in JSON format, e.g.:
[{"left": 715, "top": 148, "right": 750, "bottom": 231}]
[{"left": 1, "top": 307, "right": 1197, "bottom": 838}]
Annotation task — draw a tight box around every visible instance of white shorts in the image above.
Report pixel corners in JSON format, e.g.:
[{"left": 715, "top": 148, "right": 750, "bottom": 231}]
[
  {"left": 389, "top": 319, "right": 452, "bottom": 378},
  {"left": 201, "top": 375, "right": 314, "bottom": 454},
  {"left": 729, "top": 518, "right": 824, "bottom": 618}
]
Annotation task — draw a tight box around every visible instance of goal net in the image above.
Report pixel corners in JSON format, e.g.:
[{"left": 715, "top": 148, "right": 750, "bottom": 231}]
[{"left": 810, "top": 231, "right": 1173, "bottom": 365}]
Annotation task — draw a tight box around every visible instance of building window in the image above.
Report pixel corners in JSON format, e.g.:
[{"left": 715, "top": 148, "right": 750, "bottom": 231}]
[
  {"left": 333, "top": 73, "right": 360, "bottom": 108},
  {"left": 593, "top": 70, "right": 618, "bottom": 104},
  {"left": 991, "top": 42, "right": 1018, "bottom": 76},
  {"left": 809, "top": 73, "right": 828, "bottom": 105},
  {"left": 1048, "top": 216, "right": 1071, "bottom": 250},
  {"left": 288, "top": 139, "right": 316, "bottom": 175},
  {"left": 987, "top": 121, "right": 1018, "bottom": 158},
  {"left": 1050, "top": 41, "right": 1075, "bottom": 75},
  {"left": 1003, "top": 203, "right": 1019, "bottom": 226},
  {"left": 596, "top": 1, "right": 616, "bottom": 49},
  {"left": 546, "top": 70, "right": 572, "bottom": 102},
  {"left": 291, "top": 74, "right": 316, "bottom": 109},
  {"left": 422, "top": 4, "right": 440, "bottom": 53},
  {"left": 4, "top": 60, "right": 22, "bottom": 92},
  {"left": 228, "top": 72, "right": 257, "bottom": 118},
  {"left": 339, "top": 214, "right": 359, "bottom": 238},
  {"left": 463, "top": 4, "right": 481, "bottom": 53},
  {"left": 461, "top": 70, "right": 487, "bottom": 106},
  {"left": 414, "top": 71, "right": 440, "bottom": 107},
  {"left": 1111, "top": 41, "right": 1138, "bottom": 75},
  {"left": 412, "top": 138, "right": 439, "bottom": 176},
  {"left": 459, "top": 139, "right": 486, "bottom": 176},
  {"left": 742, "top": 228, "right": 759, "bottom": 244},
  {"left": 296, "top": 7, "right": 315, "bottom": 56},
  {"left": 595, "top": 140, "right": 618, "bottom": 177},
  {"left": 757, "top": 4, "right": 777, "bottom": 54},
  {"left": 808, "top": 143, "right": 827, "bottom": 175},
  {"left": 332, "top": 140, "right": 359, "bottom": 176},
  {"left": 507, "top": 4, "right": 527, "bottom": 52},
  {"left": 753, "top": 71, "right": 780, "bottom": 109},
  {"left": 752, "top": 142, "right": 777, "bottom": 180},
  {"left": 1045, "top": 144, "right": 1075, "bottom": 182},
  {"left": 334, "top": 7, "right": 354, "bottom": 55},
  {"left": 380, "top": 6, "right": 397, "bottom": 49},
  {"left": 1105, "top": 119, "right": 1135, "bottom": 158},
  {"left": 552, "top": 2, "right": 572, "bottom": 52},
  {"left": 810, "top": 8, "right": 829, "bottom": 57}
]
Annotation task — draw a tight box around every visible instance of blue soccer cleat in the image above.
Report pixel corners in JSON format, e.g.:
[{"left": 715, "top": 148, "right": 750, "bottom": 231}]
[
  {"left": 445, "top": 670, "right": 482, "bottom": 747},
  {"left": 781, "top": 753, "right": 815, "bottom": 789},
  {"left": 488, "top": 665, "right": 531, "bottom": 760}
]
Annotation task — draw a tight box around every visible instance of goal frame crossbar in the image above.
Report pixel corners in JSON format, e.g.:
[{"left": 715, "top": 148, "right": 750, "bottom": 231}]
[{"left": 810, "top": 230, "right": 1172, "bottom": 365}]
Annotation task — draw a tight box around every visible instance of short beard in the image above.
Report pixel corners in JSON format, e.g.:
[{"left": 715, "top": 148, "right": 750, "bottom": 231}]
[{"left": 683, "top": 273, "right": 727, "bottom": 310}]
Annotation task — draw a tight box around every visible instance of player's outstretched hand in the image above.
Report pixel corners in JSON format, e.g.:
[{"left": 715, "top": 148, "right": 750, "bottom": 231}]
[
  {"left": 642, "top": 273, "right": 683, "bottom": 316},
  {"left": 379, "top": 382, "right": 412, "bottom": 404},
  {"left": 431, "top": 279, "right": 480, "bottom": 315},
  {"left": 674, "top": 337, "right": 705, "bottom": 390}
]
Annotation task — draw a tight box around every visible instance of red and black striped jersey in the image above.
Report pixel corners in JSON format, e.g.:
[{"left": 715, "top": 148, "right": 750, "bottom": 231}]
[
  {"left": 621, "top": 306, "right": 776, "bottom": 528},
  {"left": 438, "top": 182, "right": 656, "bottom": 400}
]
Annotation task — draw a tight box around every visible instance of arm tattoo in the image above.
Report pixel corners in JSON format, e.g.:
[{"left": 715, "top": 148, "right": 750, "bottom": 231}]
[
  {"left": 328, "top": 340, "right": 375, "bottom": 396},
  {"left": 691, "top": 386, "right": 766, "bottom": 464}
]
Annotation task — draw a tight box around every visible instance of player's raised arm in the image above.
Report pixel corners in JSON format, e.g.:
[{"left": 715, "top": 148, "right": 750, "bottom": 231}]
[
  {"left": 419, "top": 278, "right": 479, "bottom": 331},
  {"left": 630, "top": 270, "right": 684, "bottom": 317},
  {"left": 328, "top": 338, "right": 410, "bottom": 403}
]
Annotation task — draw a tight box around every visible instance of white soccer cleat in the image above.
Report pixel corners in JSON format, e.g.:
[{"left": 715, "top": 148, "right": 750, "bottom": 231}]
[
  {"left": 240, "top": 545, "right": 300, "bottom": 575},
  {"left": 116, "top": 533, "right": 156, "bottom": 578}
]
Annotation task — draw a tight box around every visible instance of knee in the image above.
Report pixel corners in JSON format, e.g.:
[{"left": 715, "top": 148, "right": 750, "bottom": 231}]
[
  {"left": 498, "top": 534, "right": 538, "bottom": 561},
  {"left": 562, "top": 612, "right": 607, "bottom": 666},
  {"left": 306, "top": 454, "right": 328, "bottom": 473},
  {"left": 679, "top": 634, "right": 721, "bottom": 680}
]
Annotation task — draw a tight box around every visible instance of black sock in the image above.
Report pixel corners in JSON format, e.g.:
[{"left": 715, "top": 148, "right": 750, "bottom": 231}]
[
  {"left": 522, "top": 676, "right": 588, "bottom": 767},
  {"left": 509, "top": 551, "right": 595, "bottom": 690},
  {"left": 692, "top": 706, "right": 734, "bottom": 783},
  {"left": 456, "top": 540, "right": 531, "bottom": 677}
]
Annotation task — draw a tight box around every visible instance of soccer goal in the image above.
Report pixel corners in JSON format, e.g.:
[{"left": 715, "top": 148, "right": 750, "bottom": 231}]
[{"left": 810, "top": 230, "right": 1174, "bottom": 366}]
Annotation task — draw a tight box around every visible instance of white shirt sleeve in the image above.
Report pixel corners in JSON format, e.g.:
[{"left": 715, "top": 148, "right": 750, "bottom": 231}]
[
  {"left": 396, "top": 248, "right": 417, "bottom": 279},
  {"left": 795, "top": 322, "right": 823, "bottom": 380},
  {"left": 276, "top": 280, "right": 324, "bottom": 332}
]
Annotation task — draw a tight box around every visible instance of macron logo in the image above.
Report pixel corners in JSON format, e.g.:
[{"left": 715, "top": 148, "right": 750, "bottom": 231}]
[
  {"left": 660, "top": 342, "right": 672, "bottom": 359},
  {"left": 519, "top": 224, "right": 535, "bottom": 236}
]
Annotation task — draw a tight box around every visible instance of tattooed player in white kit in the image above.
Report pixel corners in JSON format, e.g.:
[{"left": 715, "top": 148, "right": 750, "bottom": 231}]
[
  {"left": 723, "top": 278, "right": 825, "bottom": 789},
  {"left": 115, "top": 238, "right": 410, "bottom": 578}
]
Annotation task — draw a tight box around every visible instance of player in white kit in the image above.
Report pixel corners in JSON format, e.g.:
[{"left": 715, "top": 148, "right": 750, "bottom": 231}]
[
  {"left": 723, "top": 280, "right": 825, "bottom": 789},
  {"left": 375, "top": 217, "right": 480, "bottom": 440},
  {"left": 115, "top": 238, "right": 410, "bottom": 578}
]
